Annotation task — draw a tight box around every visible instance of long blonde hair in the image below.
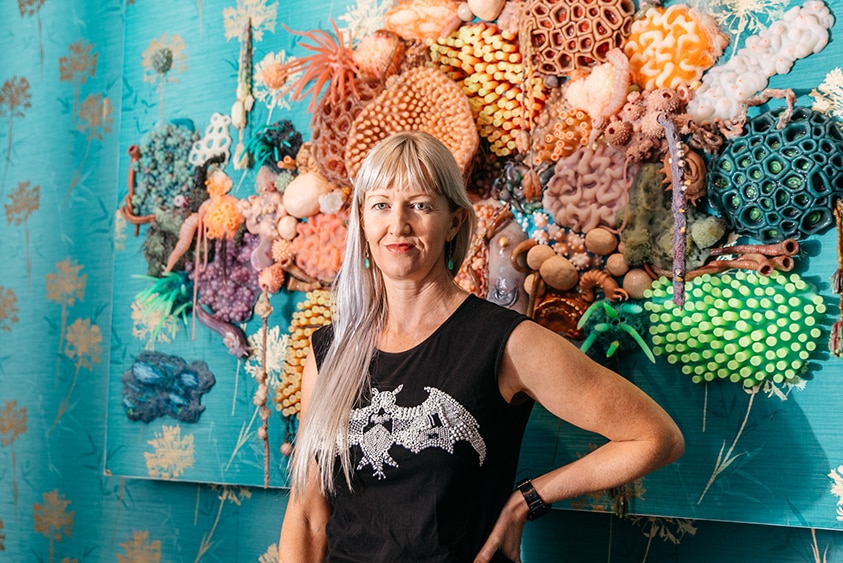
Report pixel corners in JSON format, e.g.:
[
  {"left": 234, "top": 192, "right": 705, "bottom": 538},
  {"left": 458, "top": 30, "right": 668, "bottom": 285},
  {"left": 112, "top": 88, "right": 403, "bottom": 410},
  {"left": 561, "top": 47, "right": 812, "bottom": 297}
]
[{"left": 291, "top": 131, "right": 476, "bottom": 494}]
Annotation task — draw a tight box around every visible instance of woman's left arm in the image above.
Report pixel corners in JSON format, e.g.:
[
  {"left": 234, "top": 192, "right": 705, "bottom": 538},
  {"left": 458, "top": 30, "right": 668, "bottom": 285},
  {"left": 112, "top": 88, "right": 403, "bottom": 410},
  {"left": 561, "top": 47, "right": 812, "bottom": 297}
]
[{"left": 475, "top": 321, "right": 685, "bottom": 563}]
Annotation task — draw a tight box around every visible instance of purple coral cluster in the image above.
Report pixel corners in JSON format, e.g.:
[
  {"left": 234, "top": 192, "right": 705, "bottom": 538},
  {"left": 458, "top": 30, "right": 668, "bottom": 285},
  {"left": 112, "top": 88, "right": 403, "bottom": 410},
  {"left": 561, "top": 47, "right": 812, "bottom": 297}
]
[{"left": 188, "top": 233, "right": 260, "bottom": 323}]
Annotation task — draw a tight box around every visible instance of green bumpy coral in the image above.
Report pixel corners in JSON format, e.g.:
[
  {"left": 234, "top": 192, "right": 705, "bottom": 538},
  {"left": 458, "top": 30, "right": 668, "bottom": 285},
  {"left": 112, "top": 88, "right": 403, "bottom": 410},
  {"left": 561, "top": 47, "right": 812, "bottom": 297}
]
[
  {"left": 622, "top": 163, "right": 727, "bottom": 271},
  {"left": 644, "top": 271, "right": 827, "bottom": 387}
]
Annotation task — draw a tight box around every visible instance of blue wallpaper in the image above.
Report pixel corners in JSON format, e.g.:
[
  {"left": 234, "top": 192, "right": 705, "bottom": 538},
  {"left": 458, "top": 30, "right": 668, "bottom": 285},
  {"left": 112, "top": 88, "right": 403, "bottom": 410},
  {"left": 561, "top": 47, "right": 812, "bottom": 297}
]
[{"left": 2, "top": 0, "right": 843, "bottom": 561}]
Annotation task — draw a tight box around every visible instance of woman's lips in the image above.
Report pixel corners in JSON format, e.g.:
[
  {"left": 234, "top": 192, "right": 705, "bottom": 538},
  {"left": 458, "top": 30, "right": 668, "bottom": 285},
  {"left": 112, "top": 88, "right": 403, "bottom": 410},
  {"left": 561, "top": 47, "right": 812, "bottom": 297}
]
[{"left": 386, "top": 243, "right": 413, "bottom": 253}]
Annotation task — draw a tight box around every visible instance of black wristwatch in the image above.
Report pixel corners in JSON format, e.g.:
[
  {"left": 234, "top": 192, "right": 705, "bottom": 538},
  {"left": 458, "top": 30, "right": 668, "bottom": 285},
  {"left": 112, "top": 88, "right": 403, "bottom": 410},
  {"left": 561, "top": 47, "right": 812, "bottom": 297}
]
[{"left": 516, "top": 478, "right": 552, "bottom": 520}]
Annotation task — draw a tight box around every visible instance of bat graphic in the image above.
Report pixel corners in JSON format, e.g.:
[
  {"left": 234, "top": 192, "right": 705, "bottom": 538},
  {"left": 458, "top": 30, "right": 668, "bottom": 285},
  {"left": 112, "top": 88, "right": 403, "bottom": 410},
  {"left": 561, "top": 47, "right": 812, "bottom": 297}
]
[{"left": 346, "top": 385, "right": 487, "bottom": 479}]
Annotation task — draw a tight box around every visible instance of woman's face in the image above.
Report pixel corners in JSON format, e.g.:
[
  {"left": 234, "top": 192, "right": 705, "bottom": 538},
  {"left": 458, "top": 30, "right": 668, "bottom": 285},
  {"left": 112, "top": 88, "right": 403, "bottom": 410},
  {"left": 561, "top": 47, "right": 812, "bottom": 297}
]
[{"left": 361, "top": 186, "right": 464, "bottom": 284}]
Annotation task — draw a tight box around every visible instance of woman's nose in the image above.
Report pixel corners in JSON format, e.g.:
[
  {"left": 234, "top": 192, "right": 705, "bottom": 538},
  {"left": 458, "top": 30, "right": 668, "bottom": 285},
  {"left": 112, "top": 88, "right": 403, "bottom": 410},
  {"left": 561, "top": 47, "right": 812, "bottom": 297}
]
[{"left": 388, "top": 207, "right": 410, "bottom": 234}]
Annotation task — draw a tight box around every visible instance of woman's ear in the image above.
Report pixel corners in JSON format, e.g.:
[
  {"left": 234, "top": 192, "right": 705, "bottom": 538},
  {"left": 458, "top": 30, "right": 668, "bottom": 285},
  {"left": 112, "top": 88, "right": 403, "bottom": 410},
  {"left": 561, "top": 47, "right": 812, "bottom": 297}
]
[{"left": 449, "top": 208, "right": 468, "bottom": 238}]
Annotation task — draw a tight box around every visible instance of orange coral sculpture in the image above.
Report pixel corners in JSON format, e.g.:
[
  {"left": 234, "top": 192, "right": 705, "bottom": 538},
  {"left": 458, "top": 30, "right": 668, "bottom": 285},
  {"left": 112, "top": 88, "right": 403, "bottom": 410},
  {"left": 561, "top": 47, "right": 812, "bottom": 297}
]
[
  {"left": 383, "top": 0, "right": 463, "bottom": 42},
  {"left": 430, "top": 23, "right": 547, "bottom": 157},
  {"left": 520, "top": 0, "right": 635, "bottom": 75},
  {"left": 291, "top": 210, "right": 348, "bottom": 283},
  {"left": 623, "top": 5, "right": 728, "bottom": 91},
  {"left": 277, "top": 20, "right": 359, "bottom": 113},
  {"left": 204, "top": 195, "right": 244, "bottom": 240},
  {"left": 344, "top": 66, "right": 479, "bottom": 180},
  {"left": 277, "top": 20, "right": 385, "bottom": 188},
  {"left": 274, "top": 290, "right": 332, "bottom": 418},
  {"left": 530, "top": 88, "right": 591, "bottom": 164}
]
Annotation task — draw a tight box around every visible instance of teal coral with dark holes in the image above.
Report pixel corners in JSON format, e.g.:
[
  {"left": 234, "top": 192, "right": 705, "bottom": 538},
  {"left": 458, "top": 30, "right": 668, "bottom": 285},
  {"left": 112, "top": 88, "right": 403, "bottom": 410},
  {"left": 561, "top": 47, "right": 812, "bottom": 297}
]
[{"left": 707, "top": 106, "right": 843, "bottom": 243}]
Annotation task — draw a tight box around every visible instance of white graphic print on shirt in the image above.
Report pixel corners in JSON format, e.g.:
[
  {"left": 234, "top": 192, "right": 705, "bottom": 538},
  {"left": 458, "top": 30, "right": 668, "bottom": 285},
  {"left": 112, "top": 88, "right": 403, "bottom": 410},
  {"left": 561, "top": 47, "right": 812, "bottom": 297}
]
[{"left": 345, "top": 385, "right": 487, "bottom": 479}]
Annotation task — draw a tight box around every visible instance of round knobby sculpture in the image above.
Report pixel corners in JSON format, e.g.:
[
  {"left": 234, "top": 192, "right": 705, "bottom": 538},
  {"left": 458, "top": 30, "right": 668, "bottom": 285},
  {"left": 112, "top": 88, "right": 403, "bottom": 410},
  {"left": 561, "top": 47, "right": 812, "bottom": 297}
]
[{"left": 707, "top": 106, "right": 843, "bottom": 243}]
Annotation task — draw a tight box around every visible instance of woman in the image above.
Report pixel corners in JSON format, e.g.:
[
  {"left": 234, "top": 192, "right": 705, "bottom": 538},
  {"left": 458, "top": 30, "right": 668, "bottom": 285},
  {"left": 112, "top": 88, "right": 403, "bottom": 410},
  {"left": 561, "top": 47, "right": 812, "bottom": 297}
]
[{"left": 279, "top": 131, "right": 684, "bottom": 563}]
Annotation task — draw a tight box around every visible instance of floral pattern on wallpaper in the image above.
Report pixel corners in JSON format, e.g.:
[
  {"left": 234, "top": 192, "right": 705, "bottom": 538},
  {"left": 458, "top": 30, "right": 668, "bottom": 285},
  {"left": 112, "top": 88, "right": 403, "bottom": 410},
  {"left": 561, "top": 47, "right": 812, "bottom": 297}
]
[
  {"left": 4, "top": 180, "right": 40, "bottom": 284},
  {"left": 0, "top": 401, "right": 26, "bottom": 517},
  {"left": 33, "top": 490, "right": 75, "bottom": 563},
  {"left": 0, "top": 75, "right": 32, "bottom": 193},
  {"left": 142, "top": 33, "right": 188, "bottom": 121},
  {"left": 144, "top": 424, "right": 196, "bottom": 479}
]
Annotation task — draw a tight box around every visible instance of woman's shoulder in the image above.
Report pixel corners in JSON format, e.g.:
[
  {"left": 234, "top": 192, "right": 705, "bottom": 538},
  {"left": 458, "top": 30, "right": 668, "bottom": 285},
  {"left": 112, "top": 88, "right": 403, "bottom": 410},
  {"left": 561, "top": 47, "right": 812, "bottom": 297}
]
[{"left": 460, "top": 294, "right": 531, "bottom": 325}]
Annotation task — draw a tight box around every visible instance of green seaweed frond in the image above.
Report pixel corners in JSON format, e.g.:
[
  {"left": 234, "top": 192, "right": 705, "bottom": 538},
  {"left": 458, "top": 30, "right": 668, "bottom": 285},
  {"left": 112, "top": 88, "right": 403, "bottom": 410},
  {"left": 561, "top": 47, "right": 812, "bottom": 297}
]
[{"left": 133, "top": 271, "right": 193, "bottom": 340}]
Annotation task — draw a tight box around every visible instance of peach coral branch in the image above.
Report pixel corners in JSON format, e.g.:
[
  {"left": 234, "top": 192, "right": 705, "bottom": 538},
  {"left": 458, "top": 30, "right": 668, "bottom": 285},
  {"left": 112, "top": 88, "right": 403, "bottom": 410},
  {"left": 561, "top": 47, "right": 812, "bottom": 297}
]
[{"left": 277, "top": 20, "right": 359, "bottom": 113}]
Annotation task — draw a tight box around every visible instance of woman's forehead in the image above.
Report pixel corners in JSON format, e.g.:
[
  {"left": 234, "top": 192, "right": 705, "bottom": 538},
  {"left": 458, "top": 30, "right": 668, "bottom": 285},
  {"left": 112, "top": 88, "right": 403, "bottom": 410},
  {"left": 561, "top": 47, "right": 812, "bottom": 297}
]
[{"left": 364, "top": 185, "right": 442, "bottom": 199}]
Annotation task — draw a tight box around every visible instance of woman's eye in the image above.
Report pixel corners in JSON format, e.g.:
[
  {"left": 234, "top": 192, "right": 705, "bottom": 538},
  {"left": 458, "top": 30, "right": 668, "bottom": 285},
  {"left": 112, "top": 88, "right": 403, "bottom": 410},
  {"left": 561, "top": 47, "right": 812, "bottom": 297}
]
[
  {"left": 372, "top": 202, "right": 388, "bottom": 210},
  {"left": 412, "top": 202, "right": 431, "bottom": 211}
]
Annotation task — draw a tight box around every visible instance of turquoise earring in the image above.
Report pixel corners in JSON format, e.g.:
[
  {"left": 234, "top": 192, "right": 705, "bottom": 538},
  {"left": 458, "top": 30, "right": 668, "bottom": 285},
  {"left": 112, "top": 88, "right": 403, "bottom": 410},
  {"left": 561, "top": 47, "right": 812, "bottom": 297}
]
[
  {"left": 446, "top": 240, "right": 455, "bottom": 272},
  {"left": 364, "top": 249, "right": 370, "bottom": 269}
]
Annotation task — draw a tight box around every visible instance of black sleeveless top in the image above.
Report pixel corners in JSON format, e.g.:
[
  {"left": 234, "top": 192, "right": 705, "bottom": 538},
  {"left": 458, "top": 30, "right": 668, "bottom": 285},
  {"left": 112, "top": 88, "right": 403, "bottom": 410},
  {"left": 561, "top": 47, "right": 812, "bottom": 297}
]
[{"left": 311, "top": 295, "right": 534, "bottom": 562}]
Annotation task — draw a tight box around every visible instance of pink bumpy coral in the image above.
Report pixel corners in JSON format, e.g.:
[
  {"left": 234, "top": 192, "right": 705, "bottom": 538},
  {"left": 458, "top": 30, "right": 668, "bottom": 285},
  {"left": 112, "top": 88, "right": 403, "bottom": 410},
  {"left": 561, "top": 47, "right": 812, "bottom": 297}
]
[
  {"left": 291, "top": 210, "right": 348, "bottom": 282},
  {"left": 543, "top": 144, "right": 633, "bottom": 233}
]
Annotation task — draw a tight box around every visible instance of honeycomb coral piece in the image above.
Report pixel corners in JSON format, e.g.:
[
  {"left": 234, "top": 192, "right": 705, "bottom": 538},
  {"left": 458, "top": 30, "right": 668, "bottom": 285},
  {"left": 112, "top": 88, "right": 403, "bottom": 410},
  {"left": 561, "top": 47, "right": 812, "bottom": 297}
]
[
  {"left": 430, "top": 23, "right": 548, "bottom": 157},
  {"left": 344, "top": 66, "right": 479, "bottom": 179},
  {"left": 520, "top": 0, "right": 635, "bottom": 76},
  {"left": 707, "top": 106, "right": 843, "bottom": 243},
  {"left": 311, "top": 78, "right": 383, "bottom": 188},
  {"left": 623, "top": 5, "right": 728, "bottom": 91},
  {"left": 644, "top": 271, "right": 827, "bottom": 387},
  {"left": 273, "top": 290, "right": 332, "bottom": 417}
]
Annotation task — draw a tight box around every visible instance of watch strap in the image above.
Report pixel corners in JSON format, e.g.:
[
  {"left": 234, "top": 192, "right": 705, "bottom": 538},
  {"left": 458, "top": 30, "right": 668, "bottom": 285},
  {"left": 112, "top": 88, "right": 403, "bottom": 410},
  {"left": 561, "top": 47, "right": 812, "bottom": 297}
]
[{"left": 516, "top": 478, "right": 552, "bottom": 520}]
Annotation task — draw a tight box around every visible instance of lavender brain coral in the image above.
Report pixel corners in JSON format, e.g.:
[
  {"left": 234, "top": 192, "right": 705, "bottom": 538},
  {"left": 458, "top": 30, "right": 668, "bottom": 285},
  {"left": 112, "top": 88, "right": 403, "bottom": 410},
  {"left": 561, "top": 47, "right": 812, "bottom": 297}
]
[
  {"left": 542, "top": 144, "right": 633, "bottom": 232},
  {"left": 644, "top": 271, "right": 827, "bottom": 387},
  {"left": 707, "top": 106, "right": 843, "bottom": 243}
]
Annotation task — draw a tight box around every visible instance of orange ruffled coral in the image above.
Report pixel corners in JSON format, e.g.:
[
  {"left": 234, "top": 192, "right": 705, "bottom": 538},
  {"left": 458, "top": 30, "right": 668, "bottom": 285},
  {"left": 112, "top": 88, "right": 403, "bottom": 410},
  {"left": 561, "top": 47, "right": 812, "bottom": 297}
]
[{"left": 623, "top": 4, "right": 728, "bottom": 91}]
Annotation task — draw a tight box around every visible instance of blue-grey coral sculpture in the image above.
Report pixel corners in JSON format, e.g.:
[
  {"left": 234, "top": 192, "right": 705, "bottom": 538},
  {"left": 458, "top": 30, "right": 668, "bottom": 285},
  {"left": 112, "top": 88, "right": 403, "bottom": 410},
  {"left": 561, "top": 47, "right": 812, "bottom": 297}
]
[{"left": 122, "top": 351, "right": 216, "bottom": 423}]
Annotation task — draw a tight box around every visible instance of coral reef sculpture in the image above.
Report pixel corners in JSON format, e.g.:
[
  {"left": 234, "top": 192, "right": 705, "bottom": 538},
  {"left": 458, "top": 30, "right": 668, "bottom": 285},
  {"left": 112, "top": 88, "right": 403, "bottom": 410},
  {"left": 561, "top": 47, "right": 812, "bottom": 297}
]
[
  {"left": 543, "top": 144, "right": 634, "bottom": 233},
  {"left": 644, "top": 271, "right": 827, "bottom": 387},
  {"left": 430, "top": 22, "right": 547, "bottom": 156},
  {"left": 520, "top": 0, "right": 636, "bottom": 75},
  {"left": 122, "top": 351, "right": 216, "bottom": 423},
  {"left": 274, "top": 290, "right": 333, "bottom": 417},
  {"left": 707, "top": 106, "right": 843, "bottom": 243},
  {"left": 687, "top": 0, "right": 834, "bottom": 124},
  {"left": 577, "top": 299, "right": 655, "bottom": 362},
  {"left": 623, "top": 4, "right": 728, "bottom": 91},
  {"left": 344, "top": 66, "right": 480, "bottom": 179},
  {"left": 131, "top": 122, "right": 199, "bottom": 216}
]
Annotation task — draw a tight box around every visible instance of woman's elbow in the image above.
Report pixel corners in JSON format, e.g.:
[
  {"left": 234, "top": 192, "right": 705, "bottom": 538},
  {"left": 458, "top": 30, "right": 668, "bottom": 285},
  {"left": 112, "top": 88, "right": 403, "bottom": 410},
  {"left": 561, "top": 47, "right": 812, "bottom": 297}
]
[{"left": 659, "top": 419, "right": 685, "bottom": 466}]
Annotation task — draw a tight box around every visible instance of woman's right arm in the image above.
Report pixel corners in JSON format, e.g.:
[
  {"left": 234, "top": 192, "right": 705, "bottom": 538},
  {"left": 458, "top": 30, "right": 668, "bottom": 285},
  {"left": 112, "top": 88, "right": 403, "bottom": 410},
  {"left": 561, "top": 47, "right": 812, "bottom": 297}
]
[{"left": 278, "top": 347, "right": 330, "bottom": 563}]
